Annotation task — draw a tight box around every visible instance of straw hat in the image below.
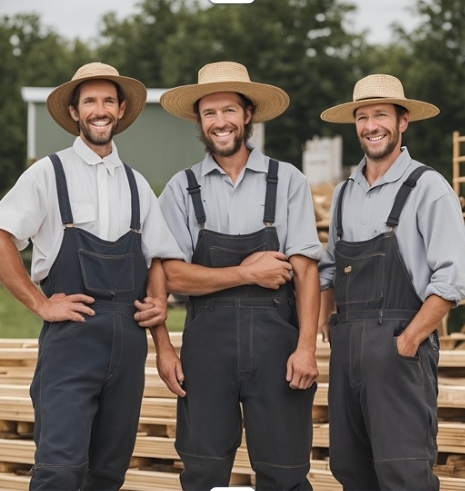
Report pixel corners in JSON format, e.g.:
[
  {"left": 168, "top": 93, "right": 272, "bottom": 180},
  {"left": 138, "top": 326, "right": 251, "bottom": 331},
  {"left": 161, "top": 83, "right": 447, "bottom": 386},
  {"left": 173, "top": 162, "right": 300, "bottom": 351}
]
[
  {"left": 160, "top": 61, "right": 290, "bottom": 123},
  {"left": 320, "top": 74, "right": 439, "bottom": 123},
  {"left": 47, "top": 62, "right": 147, "bottom": 135}
]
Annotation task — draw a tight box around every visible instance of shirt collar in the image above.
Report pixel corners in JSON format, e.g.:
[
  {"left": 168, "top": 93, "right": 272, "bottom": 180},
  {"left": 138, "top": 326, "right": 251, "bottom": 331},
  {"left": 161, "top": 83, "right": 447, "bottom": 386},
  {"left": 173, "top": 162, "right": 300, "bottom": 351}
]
[
  {"left": 351, "top": 146, "right": 413, "bottom": 188},
  {"left": 199, "top": 143, "right": 268, "bottom": 177},
  {"left": 73, "top": 137, "right": 123, "bottom": 176}
]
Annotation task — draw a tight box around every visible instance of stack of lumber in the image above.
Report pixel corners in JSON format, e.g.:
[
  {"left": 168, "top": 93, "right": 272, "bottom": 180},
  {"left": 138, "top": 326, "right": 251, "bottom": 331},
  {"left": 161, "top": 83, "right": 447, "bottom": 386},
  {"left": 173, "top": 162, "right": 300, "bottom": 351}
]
[{"left": 0, "top": 332, "right": 464, "bottom": 490}]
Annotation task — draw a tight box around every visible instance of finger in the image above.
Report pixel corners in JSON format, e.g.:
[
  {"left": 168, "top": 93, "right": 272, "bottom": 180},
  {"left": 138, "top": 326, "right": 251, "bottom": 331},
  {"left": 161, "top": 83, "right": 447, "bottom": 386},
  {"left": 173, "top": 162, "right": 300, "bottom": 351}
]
[
  {"left": 68, "top": 294, "right": 95, "bottom": 304},
  {"left": 169, "top": 380, "right": 186, "bottom": 397}
]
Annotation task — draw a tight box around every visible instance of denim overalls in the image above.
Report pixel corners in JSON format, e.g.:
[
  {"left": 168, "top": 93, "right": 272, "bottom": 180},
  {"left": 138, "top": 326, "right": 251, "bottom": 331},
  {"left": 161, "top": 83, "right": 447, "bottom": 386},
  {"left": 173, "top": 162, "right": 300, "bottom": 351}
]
[
  {"left": 175, "top": 160, "right": 315, "bottom": 491},
  {"left": 329, "top": 166, "right": 440, "bottom": 490},
  {"left": 29, "top": 154, "right": 148, "bottom": 490}
]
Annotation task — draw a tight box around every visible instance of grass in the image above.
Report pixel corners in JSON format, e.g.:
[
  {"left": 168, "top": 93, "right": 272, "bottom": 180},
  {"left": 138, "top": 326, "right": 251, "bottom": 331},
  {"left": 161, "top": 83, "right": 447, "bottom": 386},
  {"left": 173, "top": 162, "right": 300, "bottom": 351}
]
[{"left": 0, "top": 285, "right": 186, "bottom": 338}]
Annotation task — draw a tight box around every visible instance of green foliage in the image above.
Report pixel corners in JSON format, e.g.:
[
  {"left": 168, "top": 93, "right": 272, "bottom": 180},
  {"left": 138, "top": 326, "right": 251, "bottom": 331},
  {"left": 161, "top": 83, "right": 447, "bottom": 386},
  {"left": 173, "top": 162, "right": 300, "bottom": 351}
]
[
  {"left": 0, "top": 285, "right": 42, "bottom": 338},
  {"left": 359, "top": 0, "right": 465, "bottom": 179},
  {"left": 0, "top": 13, "right": 94, "bottom": 196},
  {"left": 2, "top": 0, "right": 465, "bottom": 189}
]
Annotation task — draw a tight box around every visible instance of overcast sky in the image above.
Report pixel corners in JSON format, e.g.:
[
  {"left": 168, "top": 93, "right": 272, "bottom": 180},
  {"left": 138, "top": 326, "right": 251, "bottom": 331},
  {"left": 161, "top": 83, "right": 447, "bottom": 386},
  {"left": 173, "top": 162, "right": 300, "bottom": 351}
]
[{"left": 0, "top": 0, "right": 418, "bottom": 45}]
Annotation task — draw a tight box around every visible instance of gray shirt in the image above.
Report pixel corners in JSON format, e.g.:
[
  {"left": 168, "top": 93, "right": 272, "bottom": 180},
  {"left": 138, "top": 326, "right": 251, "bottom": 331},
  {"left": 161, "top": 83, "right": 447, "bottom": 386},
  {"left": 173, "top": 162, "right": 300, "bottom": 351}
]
[
  {"left": 319, "top": 147, "right": 465, "bottom": 304},
  {"left": 159, "top": 145, "right": 323, "bottom": 263}
]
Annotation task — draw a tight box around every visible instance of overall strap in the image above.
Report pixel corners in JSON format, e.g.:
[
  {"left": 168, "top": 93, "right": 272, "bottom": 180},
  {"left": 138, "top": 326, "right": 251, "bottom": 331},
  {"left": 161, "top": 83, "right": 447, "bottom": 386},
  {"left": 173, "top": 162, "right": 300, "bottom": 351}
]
[
  {"left": 123, "top": 163, "right": 141, "bottom": 231},
  {"left": 386, "top": 165, "right": 434, "bottom": 228},
  {"left": 49, "top": 154, "right": 141, "bottom": 231},
  {"left": 335, "top": 178, "right": 353, "bottom": 239},
  {"left": 185, "top": 168, "right": 206, "bottom": 226},
  {"left": 49, "top": 153, "right": 73, "bottom": 225},
  {"left": 263, "top": 158, "right": 279, "bottom": 224}
]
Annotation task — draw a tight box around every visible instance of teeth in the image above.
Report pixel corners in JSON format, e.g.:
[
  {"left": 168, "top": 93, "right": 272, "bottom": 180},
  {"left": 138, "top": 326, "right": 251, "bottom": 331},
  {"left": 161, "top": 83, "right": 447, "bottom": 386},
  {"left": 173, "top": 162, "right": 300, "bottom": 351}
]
[
  {"left": 368, "top": 135, "right": 384, "bottom": 141},
  {"left": 215, "top": 131, "right": 230, "bottom": 137}
]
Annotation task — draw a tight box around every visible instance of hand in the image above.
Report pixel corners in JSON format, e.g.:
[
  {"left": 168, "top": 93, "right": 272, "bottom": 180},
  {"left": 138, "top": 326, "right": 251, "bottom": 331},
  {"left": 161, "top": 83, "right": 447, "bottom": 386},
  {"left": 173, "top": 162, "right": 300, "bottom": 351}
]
[
  {"left": 286, "top": 348, "right": 319, "bottom": 390},
  {"left": 318, "top": 321, "right": 331, "bottom": 343},
  {"left": 395, "top": 331, "right": 419, "bottom": 357},
  {"left": 134, "top": 297, "right": 167, "bottom": 328},
  {"left": 37, "top": 293, "right": 95, "bottom": 323},
  {"left": 155, "top": 343, "right": 186, "bottom": 397},
  {"left": 240, "top": 251, "right": 292, "bottom": 289}
]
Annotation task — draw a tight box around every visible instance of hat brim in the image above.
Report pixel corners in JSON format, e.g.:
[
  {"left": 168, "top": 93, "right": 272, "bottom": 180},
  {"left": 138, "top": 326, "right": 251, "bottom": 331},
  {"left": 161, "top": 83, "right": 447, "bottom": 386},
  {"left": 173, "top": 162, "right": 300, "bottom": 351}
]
[
  {"left": 160, "top": 81, "right": 290, "bottom": 123},
  {"left": 320, "top": 98, "right": 440, "bottom": 123},
  {"left": 47, "top": 75, "right": 147, "bottom": 136}
]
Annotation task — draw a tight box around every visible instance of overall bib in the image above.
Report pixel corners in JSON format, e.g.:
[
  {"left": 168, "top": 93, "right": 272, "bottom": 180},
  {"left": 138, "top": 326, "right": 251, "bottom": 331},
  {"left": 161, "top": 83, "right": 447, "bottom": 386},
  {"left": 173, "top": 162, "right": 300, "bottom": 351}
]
[
  {"left": 176, "top": 160, "right": 315, "bottom": 491},
  {"left": 329, "top": 166, "right": 440, "bottom": 491},
  {"left": 29, "top": 154, "right": 148, "bottom": 491}
]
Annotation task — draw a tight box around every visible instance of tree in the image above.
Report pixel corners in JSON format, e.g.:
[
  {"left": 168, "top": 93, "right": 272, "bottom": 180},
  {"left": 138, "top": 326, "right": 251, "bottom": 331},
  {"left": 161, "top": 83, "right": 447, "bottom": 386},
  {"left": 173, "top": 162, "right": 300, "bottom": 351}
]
[
  {"left": 0, "top": 14, "right": 94, "bottom": 196},
  {"left": 97, "top": 0, "right": 370, "bottom": 168},
  {"left": 366, "top": 0, "right": 465, "bottom": 181}
]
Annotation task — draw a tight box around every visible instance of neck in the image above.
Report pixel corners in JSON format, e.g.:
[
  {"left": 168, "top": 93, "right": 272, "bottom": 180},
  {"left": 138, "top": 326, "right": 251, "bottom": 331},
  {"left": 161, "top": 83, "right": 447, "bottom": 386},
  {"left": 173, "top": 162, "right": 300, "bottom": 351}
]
[
  {"left": 364, "top": 148, "right": 402, "bottom": 186},
  {"left": 213, "top": 145, "right": 251, "bottom": 183}
]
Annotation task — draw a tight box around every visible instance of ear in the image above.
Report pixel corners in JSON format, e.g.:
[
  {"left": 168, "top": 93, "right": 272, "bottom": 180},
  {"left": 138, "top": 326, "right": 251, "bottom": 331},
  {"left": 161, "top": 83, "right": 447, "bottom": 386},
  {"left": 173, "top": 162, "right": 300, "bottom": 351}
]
[
  {"left": 244, "top": 105, "right": 252, "bottom": 125},
  {"left": 118, "top": 100, "right": 127, "bottom": 120},
  {"left": 69, "top": 105, "right": 79, "bottom": 122},
  {"left": 399, "top": 112, "right": 409, "bottom": 134}
]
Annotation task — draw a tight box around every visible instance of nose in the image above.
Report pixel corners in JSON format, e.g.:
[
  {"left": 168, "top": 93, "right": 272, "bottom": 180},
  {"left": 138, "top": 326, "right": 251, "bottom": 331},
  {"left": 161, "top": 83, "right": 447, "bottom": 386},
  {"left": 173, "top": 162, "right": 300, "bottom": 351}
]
[{"left": 363, "top": 116, "right": 379, "bottom": 132}]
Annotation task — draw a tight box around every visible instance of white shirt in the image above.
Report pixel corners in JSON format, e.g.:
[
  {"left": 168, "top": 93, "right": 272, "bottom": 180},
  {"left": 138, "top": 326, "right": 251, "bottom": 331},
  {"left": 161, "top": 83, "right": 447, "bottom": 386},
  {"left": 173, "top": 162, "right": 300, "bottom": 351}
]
[{"left": 0, "top": 137, "right": 185, "bottom": 283}]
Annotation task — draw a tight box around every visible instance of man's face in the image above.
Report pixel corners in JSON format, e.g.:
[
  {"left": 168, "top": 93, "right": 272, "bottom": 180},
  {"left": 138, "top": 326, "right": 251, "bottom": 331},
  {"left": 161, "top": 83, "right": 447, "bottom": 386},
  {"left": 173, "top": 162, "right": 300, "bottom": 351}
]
[
  {"left": 355, "top": 103, "right": 408, "bottom": 161},
  {"left": 69, "top": 79, "right": 126, "bottom": 151},
  {"left": 198, "top": 92, "right": 252, "bottom": 158}
]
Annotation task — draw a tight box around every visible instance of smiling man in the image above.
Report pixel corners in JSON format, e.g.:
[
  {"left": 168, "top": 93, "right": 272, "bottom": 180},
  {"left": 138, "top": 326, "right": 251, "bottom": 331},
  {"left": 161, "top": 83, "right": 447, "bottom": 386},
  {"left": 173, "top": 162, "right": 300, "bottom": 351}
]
[
  {"left": 0, "top": 62, "right": 184, "bottom": 490},
  {"left": 318, "top": 74, "right": 465, "bottom": 491},
  {"left": 154, "top": 61, "right": 323, "bottom": 491}
]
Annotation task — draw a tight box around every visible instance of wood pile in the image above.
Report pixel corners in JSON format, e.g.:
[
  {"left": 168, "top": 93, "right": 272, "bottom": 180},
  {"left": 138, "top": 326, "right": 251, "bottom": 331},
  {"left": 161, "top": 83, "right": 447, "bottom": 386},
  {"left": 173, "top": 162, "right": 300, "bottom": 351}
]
[
  {"left": 311, "top": 183, "right": 334, "bottom": 245},
  {"left": 0, "top": 330, "right": 464, "bottom": 491}
]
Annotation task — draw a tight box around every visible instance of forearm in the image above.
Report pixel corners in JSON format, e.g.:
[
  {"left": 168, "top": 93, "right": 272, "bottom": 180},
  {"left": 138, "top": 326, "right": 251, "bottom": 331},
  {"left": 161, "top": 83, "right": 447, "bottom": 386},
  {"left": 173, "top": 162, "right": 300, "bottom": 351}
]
[
  {"left": 402, "top": 294, "right": 453, "bottom": 347},
  {"left": 319, "top": 287, "right": 335, "bottom": 326},
  {"left": 0, "top": 230, "right": 45, "bottom": 316},
  {"left": 163, "top": 259, "right": 246, "bottom": 296},
  {"left": 290, "top": 255, "right": 320, "bottom": 353},
  {"left": 163, "top": 251, "right": 292, "bottom": 296},
  {"left": 146, "top": 258, "right": 168, "bottom": 303}
]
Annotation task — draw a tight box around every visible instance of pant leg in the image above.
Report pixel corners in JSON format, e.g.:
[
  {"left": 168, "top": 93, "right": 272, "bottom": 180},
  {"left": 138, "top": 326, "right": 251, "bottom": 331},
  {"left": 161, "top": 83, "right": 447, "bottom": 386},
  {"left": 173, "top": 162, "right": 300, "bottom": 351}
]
[
  {"left": 363, "top": 322, "right": 439, "bottom": 491},
  {"left": 329, "top": 319, "right": 439, "bottom": 491},
  {"left": 82, "top": 312, "right": 147, "bottom": 491},
  {"left": 241, "top": 301, "right": 314, "bottom": 491},
  {"left": 175, "top": 306, "right": 243, "bottom": 491},
  {"left": 328, "top": 321, "right": 381, "bottom": 491},
  {"left": 29, "top": 319, "right": 112, "bottom": 491}
]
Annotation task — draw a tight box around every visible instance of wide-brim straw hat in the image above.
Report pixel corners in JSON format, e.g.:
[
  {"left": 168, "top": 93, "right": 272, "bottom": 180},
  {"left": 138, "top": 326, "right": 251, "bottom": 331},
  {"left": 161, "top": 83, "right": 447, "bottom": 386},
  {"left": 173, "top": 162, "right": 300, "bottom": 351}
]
[
  {"left": 321, "top": 74, "right": 439, "bottom": 123},
  {"left": 160, "top": 61, "right": 290, "bottom": 123},
  {"left": 47, "top": 62, "right": 147, "bottom": 135}
]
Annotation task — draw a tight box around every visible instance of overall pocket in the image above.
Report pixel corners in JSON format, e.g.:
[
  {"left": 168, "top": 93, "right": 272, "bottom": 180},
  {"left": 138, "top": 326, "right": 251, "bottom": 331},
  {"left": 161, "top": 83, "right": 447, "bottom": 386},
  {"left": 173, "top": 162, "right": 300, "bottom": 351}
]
[{"left": 79, "top": 249, "right": 135, "bottom": 293}]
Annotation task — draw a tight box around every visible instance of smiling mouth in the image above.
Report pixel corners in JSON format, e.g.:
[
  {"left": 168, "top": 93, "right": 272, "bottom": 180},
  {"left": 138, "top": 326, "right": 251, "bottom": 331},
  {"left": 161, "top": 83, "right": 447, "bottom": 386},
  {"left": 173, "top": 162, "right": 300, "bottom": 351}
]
[{"left": 367, "top": 135, "right": 385, "bottom": 141}]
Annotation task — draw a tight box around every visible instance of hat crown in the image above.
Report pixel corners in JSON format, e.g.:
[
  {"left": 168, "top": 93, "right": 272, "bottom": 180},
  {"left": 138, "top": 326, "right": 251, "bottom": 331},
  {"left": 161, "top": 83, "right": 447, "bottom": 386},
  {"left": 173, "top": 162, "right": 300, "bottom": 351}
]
[
  {"left": 353, "top": 74, "right": 406, "bottom": 102},
  {"left": 72, "top": 62, "right": 120, "bottom": 82},
  {"left": 198, "top": 62, "right": 252, "bottom": 85}
]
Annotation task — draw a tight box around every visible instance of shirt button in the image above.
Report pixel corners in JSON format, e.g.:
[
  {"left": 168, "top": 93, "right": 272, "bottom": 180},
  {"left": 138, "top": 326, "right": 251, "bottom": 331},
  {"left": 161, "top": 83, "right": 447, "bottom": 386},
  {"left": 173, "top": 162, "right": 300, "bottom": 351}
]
[{"left": 366, "top": 194, "right": 371, "bottom": 198}]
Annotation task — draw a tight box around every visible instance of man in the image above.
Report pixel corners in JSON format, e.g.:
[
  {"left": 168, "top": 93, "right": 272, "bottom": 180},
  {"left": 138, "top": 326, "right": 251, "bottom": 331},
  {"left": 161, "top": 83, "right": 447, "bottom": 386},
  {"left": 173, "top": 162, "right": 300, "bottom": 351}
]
[
  {"left": 0, "top": 62, "right": 184, "bottom": 490},
  {"left": 154, "top": 61, "right": 323, "bottom": 491},
  {"left": 318, "top": 74, "right": 465, "bottom": 490}
]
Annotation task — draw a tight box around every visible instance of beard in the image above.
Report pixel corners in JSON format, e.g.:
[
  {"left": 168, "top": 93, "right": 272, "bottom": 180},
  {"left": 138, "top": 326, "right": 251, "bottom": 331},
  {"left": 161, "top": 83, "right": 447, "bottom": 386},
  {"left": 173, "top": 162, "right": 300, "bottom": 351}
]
[
  {"left": 79, "top": 118, "right": 118, "bottom": 147},
  {"left": 198, "top": 126, "right": 245, "bottom": 158},
  {"left": 359, "top": 126, "right": 400, "bottom": 161}
]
